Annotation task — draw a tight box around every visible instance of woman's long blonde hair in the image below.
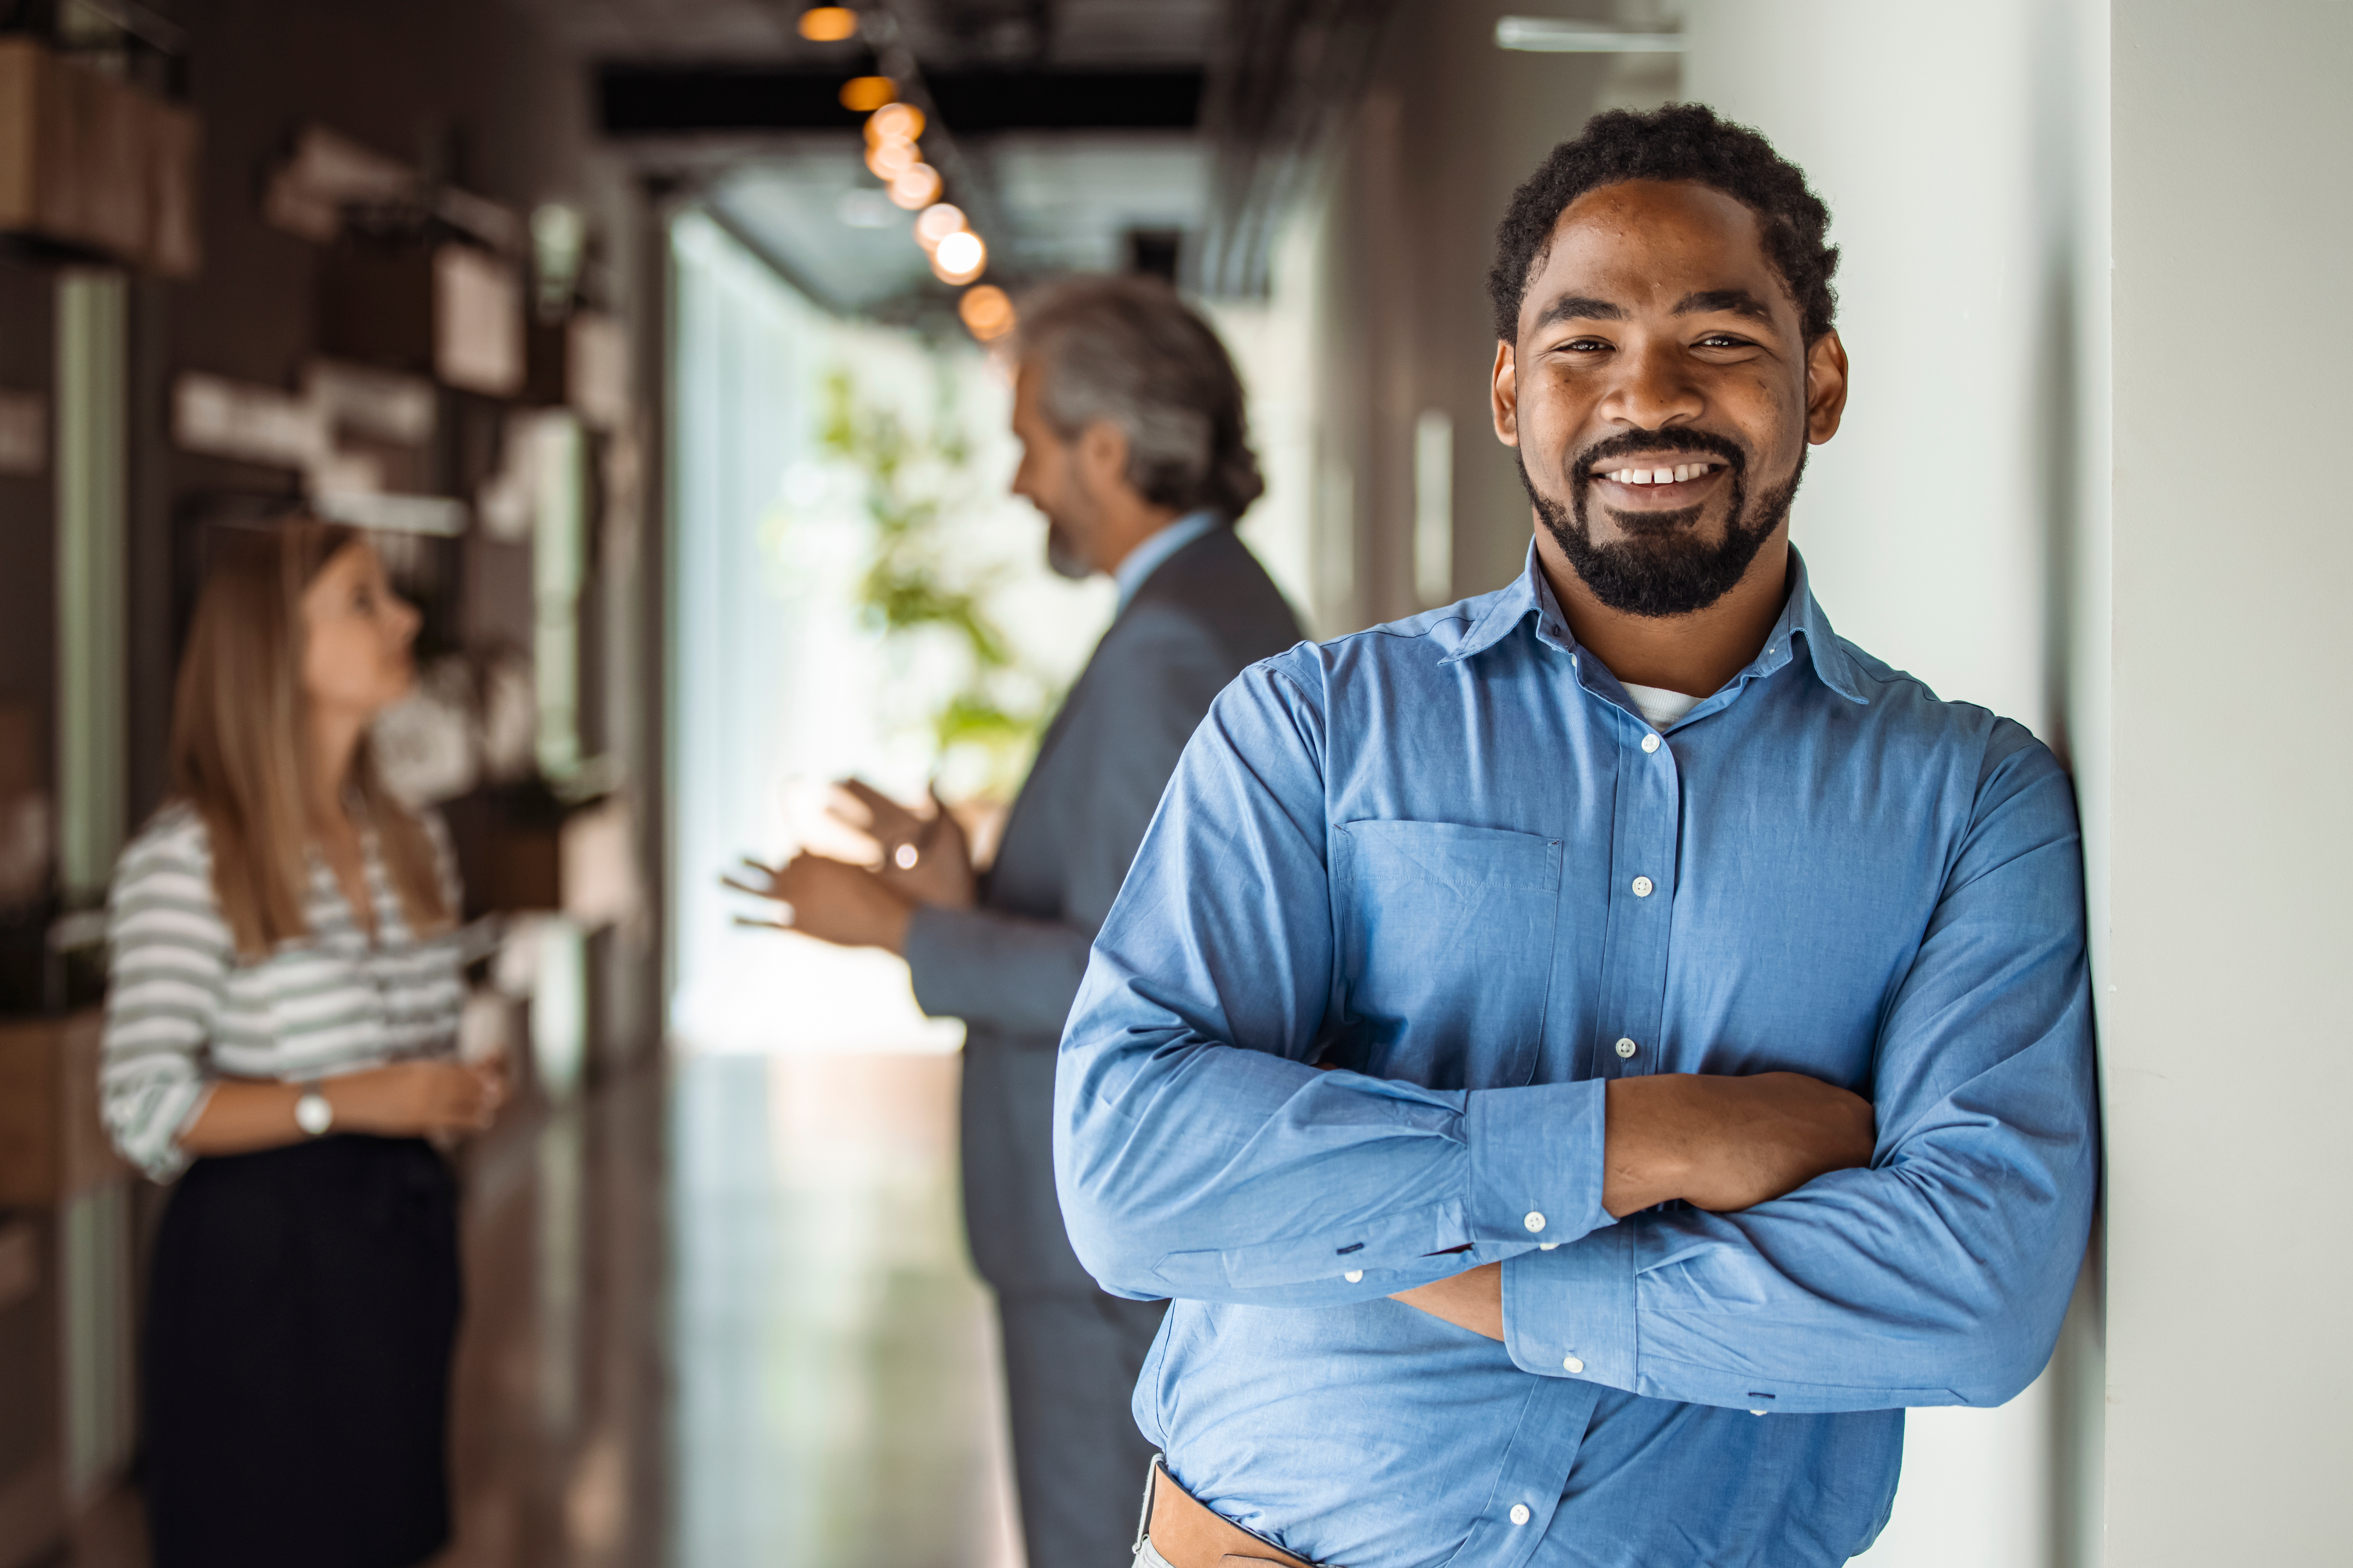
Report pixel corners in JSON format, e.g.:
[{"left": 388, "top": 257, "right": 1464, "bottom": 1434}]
[{"left": 168, "top": 519, "right": 451, "bottom": 956}]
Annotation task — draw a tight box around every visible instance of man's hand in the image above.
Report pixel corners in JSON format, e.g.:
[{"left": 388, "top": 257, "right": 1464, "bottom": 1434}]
[
  {"left": 832, "top": 780, "right": 977, "bottom": 911},
  {"left": 1390, "top": 1262, "right": 1504, "bottom": 1341},
  {"left": 725, "top": 852, "right": 915, "bottom": 953},
  {"left": 1388, "top": 1072, "right": 1873, "bottom": 1341},
  {"left": 1604, "top": 1072, "right": 1875, "bottom": 1216}
]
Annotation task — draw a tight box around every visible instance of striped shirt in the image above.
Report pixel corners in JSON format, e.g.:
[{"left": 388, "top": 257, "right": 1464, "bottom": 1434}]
[{"left": 100, "top": 801, "right": 467, "bottom": 1180}]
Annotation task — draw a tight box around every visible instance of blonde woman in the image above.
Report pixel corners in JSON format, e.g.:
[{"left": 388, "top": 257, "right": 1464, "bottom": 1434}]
[{"left": 100, "top": 520, "right": 505, "bottom": 1568}]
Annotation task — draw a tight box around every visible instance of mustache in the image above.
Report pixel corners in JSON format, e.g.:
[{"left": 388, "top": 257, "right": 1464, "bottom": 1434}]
[{"left": 1570, "top": 427, "right": 1749, "bottom": 481}]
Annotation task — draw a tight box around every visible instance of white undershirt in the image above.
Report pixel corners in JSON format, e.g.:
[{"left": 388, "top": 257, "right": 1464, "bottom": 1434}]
[{"left": 1620, "top": 681, "right": 1703, "bottom": 732}]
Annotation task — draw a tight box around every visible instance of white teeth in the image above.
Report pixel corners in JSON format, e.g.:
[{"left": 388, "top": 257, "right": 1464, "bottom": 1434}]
[{"left": 1605, "top": 463, "right": 1717, "bottom": 485}]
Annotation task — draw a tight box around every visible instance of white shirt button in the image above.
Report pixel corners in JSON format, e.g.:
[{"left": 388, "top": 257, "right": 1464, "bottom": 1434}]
[
  {"left": 1509, "top": 1504, "right": 1532, "bottom": 1526},
  {"left": 1751, "top": 1408, "right": 1769, "bottom": 1416},
  {"left": 1614, "top": 1037, "right": 1637, "bottom": 1059},
  {"left": 1630, "top": 875, "right": 1654, "bottom": 898},
  {"left": 1523, "top": 1211, "right": 1546, "bottom": 1233},
  {"left": 1562, "top": 1354, "right": 1584, "bottom": 1374},
  {"left": 1641, "top": 733, "right": 1661, "bottom": 753},
  {"left": 1538, "top": 1241, "right": 1559, "bottom": 1251},
  {"left": 1343, "top": 1270, "right": 1363, "bottom": 1284}
]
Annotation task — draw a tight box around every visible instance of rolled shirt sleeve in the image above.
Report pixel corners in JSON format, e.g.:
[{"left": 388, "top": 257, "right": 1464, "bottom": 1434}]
[
  {"left": 1056, "top": 657, "right": 1615, "bottom": 1306},
  {"left": 1500, "top": 738, "right": 2097, "bottom": 1411},
  {"left": 100, "top": 824, "right": 229, "bottom": 1181}
]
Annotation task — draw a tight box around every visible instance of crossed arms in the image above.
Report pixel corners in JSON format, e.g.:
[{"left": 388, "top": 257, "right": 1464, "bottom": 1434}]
[
  {"left": 1386, "top": 1070, "right": 1875, "bottom": 1340},
  {"left": 1053, "top": 661, "right": 2098, "bottom": 1412}
]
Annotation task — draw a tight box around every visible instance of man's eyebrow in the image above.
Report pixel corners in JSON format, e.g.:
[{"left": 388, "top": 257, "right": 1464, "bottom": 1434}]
[
  {"left": 1532, "top": 294, "right": 1626, "bottom": 328},
  {"left": 1673, "top": 288, "right": 1776, "bottom": 322}
]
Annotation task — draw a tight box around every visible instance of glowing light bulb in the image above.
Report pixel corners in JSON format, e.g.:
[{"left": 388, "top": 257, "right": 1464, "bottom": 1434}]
[
  {"left": 865, "top": 103, "right": 925, "bottom": 143},
  {"left": 959, "top": 284, "right": 1015, "bottom": 341},
  {"left": 932, "top": 228, "right": 986, "bottom": 283},
  {"left": 797, "top": 6, "right": 857, "bottom": 41},
  {"left": 865, "top": 139, "right": 917, "bottom": 179},
  {"left": 839, "top": 76, "right": 896, "bottom": 112},
  {"left": 914, "top": 203, "right": 965, "bottom": 249},
  {"left": 888, "top": 164, "right": 942, "bottom": 210}
]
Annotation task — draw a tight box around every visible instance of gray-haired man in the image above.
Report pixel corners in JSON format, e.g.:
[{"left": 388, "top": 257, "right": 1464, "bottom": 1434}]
[{"left": 738, "top": 275, "right": 1302, "bottom": 1567}]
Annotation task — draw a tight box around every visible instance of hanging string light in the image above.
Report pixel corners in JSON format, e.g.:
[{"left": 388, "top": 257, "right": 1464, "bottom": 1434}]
[
  {"left": 797, "top": 6, "right": 858, "bottom": 41},
  {"left": 844, "top": 79, "right": 997, "bottom": 328},
  {"left": 959, "top": 284, "right": 1015, "bottom": 342},
  {"left": 888, "top": 164, "right": 942, "bottom": 210},
  {"left": 865, "top": 103, "right": 924, "bottom": 143},
  {"left": 931, "top": 228, "right": 986, "bottom": 285},
  {"left": 913, "top": 203, "right": 964, "bottom": 250}
]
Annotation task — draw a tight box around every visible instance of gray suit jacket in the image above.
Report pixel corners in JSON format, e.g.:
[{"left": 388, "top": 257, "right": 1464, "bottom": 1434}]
[{"left": 903, "top": 525, "right": 1302, "bottom": 1295}]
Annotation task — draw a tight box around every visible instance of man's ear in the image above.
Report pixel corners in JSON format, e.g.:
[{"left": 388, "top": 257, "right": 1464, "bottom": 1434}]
[
  {"left": 1805, "top": 329, "right": 1850, "bottom": 445},
  {"left": 1075, "top": 419, "right": 1132, "bottom": 499},
  {"left": 1491, "top": 340, "right": 1520, "bottom": 447}
]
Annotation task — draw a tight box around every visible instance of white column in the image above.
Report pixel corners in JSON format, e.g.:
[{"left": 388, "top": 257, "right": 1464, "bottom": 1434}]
[{"left": 2105, "top": 3, "right": 2353, "bottom": 1561}]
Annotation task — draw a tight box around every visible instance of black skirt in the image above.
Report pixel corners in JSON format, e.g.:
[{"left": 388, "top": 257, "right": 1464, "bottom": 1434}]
[{"left": 143, "top": 1134, "right": 462, "bottom": 1568}]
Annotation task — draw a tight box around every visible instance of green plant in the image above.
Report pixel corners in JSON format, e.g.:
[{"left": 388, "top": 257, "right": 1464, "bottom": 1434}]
[{"left": 817, "top": 366, "right": 1050, "bottom": 791}]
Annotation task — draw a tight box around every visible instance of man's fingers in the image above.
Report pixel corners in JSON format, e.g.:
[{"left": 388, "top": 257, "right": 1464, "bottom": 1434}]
[
  {"left": 834, "top": 778, "right": 922, "bottom": 838},
  {"left": 837, "top": 778, "right": 897, "bottom": 811},
  {"left": 719, "top": 873, "right": 774, "bottom": 899},
  {"left": 732, "top": 914, "right": 794, "bottom": 931}
]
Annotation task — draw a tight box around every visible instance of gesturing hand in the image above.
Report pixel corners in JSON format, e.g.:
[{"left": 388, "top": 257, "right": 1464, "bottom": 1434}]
[
  {"left": 724, "top": 851, "right": 916, "bottom": 953},
  {"left": 829, "top": 780, "right": 976, "bottom": 911}
]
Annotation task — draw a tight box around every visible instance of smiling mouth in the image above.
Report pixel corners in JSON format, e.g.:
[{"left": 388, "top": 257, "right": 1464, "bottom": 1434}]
[{"left": 1594, "top": 460, "right": 1728, "bottom": 486}]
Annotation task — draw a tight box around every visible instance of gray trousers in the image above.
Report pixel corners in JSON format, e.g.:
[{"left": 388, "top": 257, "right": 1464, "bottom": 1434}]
[{"left": 997, "top": 1290, "right": 1168, "bottom": 1568}]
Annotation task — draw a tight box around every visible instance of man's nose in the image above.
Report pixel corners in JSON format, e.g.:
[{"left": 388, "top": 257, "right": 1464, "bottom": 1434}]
[{"left": 1597, "top": 339, "right": 1703, "bottom": 431}]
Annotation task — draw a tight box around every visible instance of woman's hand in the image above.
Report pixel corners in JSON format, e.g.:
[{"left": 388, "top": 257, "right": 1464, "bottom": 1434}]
[
  {"left": 336, "top": 1059, "right": 509, "bottom": 1138},
  {"left": 178, "top": 1058, "right": 510, "bottom": 1157}
]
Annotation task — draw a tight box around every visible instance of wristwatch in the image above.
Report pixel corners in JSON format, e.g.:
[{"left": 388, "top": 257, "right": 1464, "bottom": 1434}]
[{"left": 294, "top": 1084, "right": 334, "bottom": 1137}]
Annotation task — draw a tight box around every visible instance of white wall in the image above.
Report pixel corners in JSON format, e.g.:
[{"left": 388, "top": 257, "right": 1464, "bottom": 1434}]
[
  {"left": 1682, "top": 4, "right": 2111, "bottom": 1564},
  {"left": 2104, "top": 3, "right": 2353, "bottom": 1560}
]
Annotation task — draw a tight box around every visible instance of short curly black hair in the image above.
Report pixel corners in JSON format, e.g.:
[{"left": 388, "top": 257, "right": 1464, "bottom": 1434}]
[{"left": 1488, "top": 103, "right": 1840, "bottom": 344}]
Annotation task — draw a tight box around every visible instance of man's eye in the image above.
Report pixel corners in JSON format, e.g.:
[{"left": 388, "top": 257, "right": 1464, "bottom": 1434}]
[
  {"left": 1562, "top": 337, "right": 1612, "bottom": 353},
  {"left": 1696, "top": 333, "right": 1751, "bottom": 349}
]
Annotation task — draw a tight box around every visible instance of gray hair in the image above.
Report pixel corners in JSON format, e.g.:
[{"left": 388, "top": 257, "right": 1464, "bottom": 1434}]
[{"left": 1014, "top": 275, "right": 1264, "bottom": 521}]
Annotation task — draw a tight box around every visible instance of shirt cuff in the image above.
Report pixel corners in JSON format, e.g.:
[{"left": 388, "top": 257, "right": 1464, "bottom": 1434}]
[
  {"left": 1462, "top": 1078, "right": 1611, "bottom": 1247},
  {"left": 1500, "top": 1222, "right": 1638, "bottom": 1385}
]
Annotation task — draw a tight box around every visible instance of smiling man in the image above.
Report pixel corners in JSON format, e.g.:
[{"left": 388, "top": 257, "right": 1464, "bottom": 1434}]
[{"left": 1053, "top": 106, "right": 2096, "bottom": 1567}]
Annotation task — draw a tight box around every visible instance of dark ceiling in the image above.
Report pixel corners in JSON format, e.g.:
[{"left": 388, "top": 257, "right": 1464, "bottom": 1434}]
[
  {"left": 504, "top": 0, "right": 1384, "bottom": 314},
  {"left": 502, "top": 0, "right": 1215, "bottom": 68}
]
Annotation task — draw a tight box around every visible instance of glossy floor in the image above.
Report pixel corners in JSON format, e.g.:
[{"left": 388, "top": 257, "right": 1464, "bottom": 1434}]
[{"left": 76, "top": 1050, "right": 1022, "bottom": 1568}]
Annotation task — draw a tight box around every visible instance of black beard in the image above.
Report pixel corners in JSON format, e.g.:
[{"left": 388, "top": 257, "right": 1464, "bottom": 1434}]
[{"left": 1520, "top": 429, "right": 1803, "bottom": 618}]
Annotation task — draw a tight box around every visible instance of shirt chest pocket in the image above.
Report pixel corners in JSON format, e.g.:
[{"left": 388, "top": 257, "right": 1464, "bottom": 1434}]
[{"left": 1330, "top": 820, "right": 1561, "bottom": 1089}]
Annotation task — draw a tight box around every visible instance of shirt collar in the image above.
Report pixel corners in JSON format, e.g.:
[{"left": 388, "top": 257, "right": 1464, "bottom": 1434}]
[
  {"left": 1444, "top": 541, "right": 1871, "bottom": 707},
  {"left": 1113, "top": 510, "right": 1220, "bottom": 615}
]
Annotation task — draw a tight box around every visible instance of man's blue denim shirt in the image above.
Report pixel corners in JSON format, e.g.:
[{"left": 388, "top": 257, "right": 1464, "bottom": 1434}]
[{"left": 1054, "top": 547, "right": 2097, "bottom": 1567}]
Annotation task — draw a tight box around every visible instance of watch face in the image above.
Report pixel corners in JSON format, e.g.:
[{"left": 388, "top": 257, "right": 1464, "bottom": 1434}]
[{"left": 295, "top": 1092, "right": 333, "bottom": 1137}]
